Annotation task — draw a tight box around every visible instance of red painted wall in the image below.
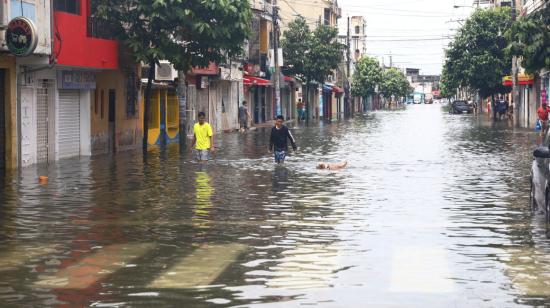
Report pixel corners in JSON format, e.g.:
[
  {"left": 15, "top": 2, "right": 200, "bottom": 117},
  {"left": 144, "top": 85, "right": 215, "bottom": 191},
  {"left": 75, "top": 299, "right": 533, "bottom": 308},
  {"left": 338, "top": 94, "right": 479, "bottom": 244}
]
[{"left": 54, "top": 0, "right": 118, "bottom": 69}]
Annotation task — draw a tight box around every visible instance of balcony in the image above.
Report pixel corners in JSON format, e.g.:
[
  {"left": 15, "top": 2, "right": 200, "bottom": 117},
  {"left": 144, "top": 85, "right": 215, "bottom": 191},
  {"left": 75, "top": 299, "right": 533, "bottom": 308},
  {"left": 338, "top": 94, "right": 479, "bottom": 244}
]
[{"left": 87, "top": 16, "right": 115, "bottom": 40}]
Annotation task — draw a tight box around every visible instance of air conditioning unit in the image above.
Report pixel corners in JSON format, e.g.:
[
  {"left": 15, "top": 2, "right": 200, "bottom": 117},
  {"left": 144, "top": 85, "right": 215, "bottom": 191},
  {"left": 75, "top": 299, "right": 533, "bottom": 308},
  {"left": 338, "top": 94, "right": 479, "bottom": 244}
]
[{"left": 155, "top": 61, "right": 177, "bottom": 81}]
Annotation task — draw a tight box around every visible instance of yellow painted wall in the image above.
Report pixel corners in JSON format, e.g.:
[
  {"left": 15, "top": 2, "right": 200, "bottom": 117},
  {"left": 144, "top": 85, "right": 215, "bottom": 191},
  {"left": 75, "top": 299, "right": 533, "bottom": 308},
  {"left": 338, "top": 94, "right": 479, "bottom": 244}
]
[
  {"left": 0, "top": 56, "right": 17, "bottom": 169},
  {"left": 279, "top": 0, "right": 339, "bottom": 32},
  {"left": 166, "top": 89, "right": 179, "bottom": 139},
  {"left": 93, "top": 69, "right": 143, "bottom": 154}
]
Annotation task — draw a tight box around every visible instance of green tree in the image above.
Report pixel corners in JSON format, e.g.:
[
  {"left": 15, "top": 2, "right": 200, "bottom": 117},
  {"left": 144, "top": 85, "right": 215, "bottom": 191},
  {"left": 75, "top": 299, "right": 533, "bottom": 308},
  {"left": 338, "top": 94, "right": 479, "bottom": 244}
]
[
  {"left": 351, "top": 56, "right": 383, "bottom": 100},
  {"left": 443, "top": 7, "right": 512, "bottom": 99},
  {"left": 304, "top": 25, "right": 344, "bottom": 85},
  {"left": 282, "top": 20, "right": 344, "bottom": 121},
  {"left": 507, "top": 4, "right": 550, "bottom": 73},
  {"left": 440, "top": 66, "right": 458, "bottom": 98},
  {"left": 95, "top": 0, "right": 252, "bottom": 152},
  {"left": 380, "top": 68, "right": 411, "bottom": 99},
  {"left": 281, "top": 17, "right": 310, "bottom": 78}
]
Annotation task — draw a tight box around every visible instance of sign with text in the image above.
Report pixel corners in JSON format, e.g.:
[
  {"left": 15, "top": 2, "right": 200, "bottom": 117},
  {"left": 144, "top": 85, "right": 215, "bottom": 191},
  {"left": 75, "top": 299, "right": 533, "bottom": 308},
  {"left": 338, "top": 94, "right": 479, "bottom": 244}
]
[
  {"left": 5, "top": 17, "right": 38, "bottom": 57},
  {"left": 58, "top": 71, "right": 96, "bottom": 90}
]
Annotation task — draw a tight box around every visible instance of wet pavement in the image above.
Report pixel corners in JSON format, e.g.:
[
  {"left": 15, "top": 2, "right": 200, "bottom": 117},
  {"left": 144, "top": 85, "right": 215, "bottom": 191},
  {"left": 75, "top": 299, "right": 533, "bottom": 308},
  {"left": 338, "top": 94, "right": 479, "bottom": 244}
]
[{"left": 0, "top": 104, "right": 549, "bottom": 307}]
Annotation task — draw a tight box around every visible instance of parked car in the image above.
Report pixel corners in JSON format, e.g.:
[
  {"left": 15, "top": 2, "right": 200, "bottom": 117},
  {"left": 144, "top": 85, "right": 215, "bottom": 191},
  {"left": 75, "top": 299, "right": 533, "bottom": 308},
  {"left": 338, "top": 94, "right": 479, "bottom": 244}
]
[
  {"left": 531, "top": 132, "right": 550, "bottom": 220},
  {"left": 449, "top": 100, "right": 474, "bottom": 114}
]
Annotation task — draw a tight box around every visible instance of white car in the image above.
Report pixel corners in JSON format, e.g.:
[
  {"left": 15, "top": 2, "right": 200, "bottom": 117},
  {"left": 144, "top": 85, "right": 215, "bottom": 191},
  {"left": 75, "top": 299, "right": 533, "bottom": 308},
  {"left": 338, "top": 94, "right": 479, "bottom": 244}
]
[{"left": 530, "top": 129, "right": 550, "bottom": 218}]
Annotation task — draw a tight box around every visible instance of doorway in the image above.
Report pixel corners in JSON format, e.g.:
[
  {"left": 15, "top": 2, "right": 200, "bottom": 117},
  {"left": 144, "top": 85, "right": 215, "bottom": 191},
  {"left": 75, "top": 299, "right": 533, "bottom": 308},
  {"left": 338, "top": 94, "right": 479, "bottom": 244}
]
[
  {"left": 0, "top": 70, "right": 5, "bottom": 171},
  {"left": 108, "top": 89, "right": 116, "bottom": 153}
]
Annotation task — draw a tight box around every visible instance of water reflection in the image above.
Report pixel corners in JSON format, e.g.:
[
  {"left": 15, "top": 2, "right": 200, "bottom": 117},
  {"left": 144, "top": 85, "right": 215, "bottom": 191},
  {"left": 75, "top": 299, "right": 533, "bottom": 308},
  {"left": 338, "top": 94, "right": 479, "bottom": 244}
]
[{"left": 0, "top": 105, "right": 547, "bottom": 306}]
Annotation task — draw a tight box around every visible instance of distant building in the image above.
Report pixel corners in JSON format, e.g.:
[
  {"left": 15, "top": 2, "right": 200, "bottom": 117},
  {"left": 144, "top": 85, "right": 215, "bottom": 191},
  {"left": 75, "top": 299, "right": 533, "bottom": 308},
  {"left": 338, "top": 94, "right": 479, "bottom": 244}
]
[
  {"left": 408, "top": 70, "right": 441, "bottom": 101},
  {"left": 279, "top": 0, "right": 341, "bottom": 32}
]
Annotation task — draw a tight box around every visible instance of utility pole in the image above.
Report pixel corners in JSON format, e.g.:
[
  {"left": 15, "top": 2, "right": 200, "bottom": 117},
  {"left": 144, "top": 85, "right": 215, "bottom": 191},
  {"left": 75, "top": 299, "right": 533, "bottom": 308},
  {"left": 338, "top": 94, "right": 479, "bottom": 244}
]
[
  {"left": 273, "top": 0, "right": 282, "bottom": 117},
  {"left": 346, "top": 16, "right": 351, "bottom": 117},
  {"left": 511, "top": 0, "right": 520, "bottom": 126}
]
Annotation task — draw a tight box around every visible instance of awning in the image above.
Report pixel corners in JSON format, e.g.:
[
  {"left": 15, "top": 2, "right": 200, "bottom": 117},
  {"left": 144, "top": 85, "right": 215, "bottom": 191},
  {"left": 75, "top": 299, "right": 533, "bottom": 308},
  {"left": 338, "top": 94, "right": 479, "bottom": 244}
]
[
  {"left": 244, "top": 75, "right": 271, "bottom": 86},
  {"left": 323, "top": 84, "right": 334, "bottom": 92},
  {"left": 502, "top": 74, "right": 534, "bottom": 86},
  {"left": 191, "top": 62, "right": 219, "bottom": 76},
  {"left": 332, "top": 86, "right": 344, "bottom": 93},
  {"left": 284, "top": 76, "right": 295, "bottom": 82}
]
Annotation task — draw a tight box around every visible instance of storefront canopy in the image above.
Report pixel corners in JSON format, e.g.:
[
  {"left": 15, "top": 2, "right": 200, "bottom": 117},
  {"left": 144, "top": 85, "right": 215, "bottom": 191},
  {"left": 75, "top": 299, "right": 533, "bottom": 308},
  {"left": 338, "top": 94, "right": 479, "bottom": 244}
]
[
  {"left": 244, "top": 75, "right": 271, "bottom": 86},
  {"left": 323, "top": 84, "right": 334, "bottom": 92},
  {"left": 502, "top": 74, "right": 534, "bottom": 86}
]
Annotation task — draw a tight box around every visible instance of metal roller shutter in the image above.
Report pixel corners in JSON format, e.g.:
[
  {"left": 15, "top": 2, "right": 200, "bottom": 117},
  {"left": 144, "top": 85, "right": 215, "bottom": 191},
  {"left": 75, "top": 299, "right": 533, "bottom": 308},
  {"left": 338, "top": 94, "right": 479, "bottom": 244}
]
[{"left": 58, "top": 90, "right": 80, "bottom": 159}]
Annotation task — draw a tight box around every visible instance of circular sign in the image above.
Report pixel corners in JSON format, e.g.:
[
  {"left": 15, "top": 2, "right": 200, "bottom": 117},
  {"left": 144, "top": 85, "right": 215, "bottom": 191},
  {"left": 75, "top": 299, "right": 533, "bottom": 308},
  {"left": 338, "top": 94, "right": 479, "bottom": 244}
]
[{"left": 5, "top": 17, "right": 38, "bottom": 57}]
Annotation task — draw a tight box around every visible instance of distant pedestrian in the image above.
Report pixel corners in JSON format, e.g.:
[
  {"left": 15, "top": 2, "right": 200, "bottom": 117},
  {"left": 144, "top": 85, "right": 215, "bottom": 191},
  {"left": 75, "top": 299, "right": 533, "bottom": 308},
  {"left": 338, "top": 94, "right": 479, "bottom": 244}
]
[
  {"left": 537, "top": 102, "right": 550, "bottom": 134},
  {"left": 497, "top": 97, "right": 508, "bottom": 121},
  {"left": 269, "top": 115, "right": 297, "bottom": 164},
  {"left": 239, "top": 101, "right": 252, "bottom": 132},
  {"left": 297, "top": 99, "right": 305, "bottom": 122},
  {"left": 191, "top": 112, "right": 215, "bottom": 163}
]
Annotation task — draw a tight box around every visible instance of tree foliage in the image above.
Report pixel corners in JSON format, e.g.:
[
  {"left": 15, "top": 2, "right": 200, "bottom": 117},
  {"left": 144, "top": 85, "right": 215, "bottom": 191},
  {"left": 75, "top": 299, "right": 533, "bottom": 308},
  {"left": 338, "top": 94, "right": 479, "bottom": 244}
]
[
  {"left": 351, "top": 56, "right": 382, "bottom": 99},
  {"left": 305, "top": 25, "right": 345, "bottom": 84},
  {"left": 443, "top": 7, "right": 512, "bottom": 98},
  {"left": 281, "top": 17, "right": 310, "bottom": 78},
  {"left": 380, "top": 68, "right": 411, "bottom": 99},
  {"left": 440, "top": 66, "right": 458, "bottom": 98},
  {"left": 95, "top": 0, "right": 252, "bottom": 151},
  {"left": 95, "top": 0, "right": 252, "bottom": 71},
  {"left": 282, "top": 19, "right": 344, "bottom": 84},
  {"left": 507, "top": 4, "right": 550, "bottom": 73}
]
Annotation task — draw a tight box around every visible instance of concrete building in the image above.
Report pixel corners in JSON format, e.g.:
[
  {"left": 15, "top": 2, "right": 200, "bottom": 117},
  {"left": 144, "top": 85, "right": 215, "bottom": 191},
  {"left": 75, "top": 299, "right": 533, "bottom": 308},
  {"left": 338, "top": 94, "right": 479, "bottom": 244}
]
[
  {"left": 512, "top": 0, "right": 548, "bottom": 128},
  {"left": 338, "top": 16, "right": 367, "bottom": 114},
  {"left": 278, "top": 0, "right": 343, "bottom": 121},
  {"left": 407, "top": 69, "right": 440, "bottom": 103},
  {"left": 10, "top": 0, "right": 145, "bottom": 167},
  {"left": 0, "top": 0, "right": 52, "bottom": 170},
  {"left": 279, "top": 0, "right": 341, "bottom": 31}
]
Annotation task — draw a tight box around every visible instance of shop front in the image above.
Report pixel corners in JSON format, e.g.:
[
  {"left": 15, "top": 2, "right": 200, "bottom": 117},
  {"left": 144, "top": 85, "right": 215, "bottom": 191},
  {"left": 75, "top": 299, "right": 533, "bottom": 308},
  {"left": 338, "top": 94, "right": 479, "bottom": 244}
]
[
  {"left": 56, "top": 70, "right": 92, "bottom": 160},
  {"left": 0, "top": 57, "right": 16, "bottom": 171},
  {"left": 146, "top": 85, "right": 179, "bottom": 146},
  {"left": 244, "top": 75, "right": 271, "bottom": 124}
]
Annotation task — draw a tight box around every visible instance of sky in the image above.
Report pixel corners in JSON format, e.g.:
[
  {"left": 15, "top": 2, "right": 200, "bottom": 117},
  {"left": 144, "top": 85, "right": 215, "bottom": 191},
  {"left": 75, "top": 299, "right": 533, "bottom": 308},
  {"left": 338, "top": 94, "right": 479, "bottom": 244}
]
[{"left": 337, "top": 0, "right": 476, "bottom": 75}]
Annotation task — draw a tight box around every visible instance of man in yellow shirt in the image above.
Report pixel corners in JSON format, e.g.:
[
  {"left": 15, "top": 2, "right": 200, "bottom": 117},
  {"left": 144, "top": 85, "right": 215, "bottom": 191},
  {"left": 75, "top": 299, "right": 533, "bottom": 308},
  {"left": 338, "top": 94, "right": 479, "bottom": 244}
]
[{"left": 191, "top": 112, "right": 215, "bottom": 163}]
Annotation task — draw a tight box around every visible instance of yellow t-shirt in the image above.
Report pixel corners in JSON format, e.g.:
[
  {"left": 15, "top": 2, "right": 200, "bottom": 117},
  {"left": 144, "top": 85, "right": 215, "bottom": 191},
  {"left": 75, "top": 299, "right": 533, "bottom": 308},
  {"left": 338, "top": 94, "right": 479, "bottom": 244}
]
[{"left": 194, "top": 122, "right": 213, "bottom": 150}]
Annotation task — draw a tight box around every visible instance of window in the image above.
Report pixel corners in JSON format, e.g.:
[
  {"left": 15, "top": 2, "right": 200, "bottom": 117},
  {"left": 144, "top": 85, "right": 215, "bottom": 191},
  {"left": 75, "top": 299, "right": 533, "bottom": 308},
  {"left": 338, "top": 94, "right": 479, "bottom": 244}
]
[
  {"left": 355, "top": 26, "right": 360, "bottom": 35},
  {"left": 324, "top": 8, "right": 330, "bottom": 26},
  {"left": 54, "top": 0, "right": 80, "bottom": 15},
  {"left": 126, "top": 71, "right": 138, "bottom": 118},
  {"left": 101, "top": 90, "right": 105, "bottom": 119},
  {"left": 94, "top": 89, "right": 98, "bottom": 115}
]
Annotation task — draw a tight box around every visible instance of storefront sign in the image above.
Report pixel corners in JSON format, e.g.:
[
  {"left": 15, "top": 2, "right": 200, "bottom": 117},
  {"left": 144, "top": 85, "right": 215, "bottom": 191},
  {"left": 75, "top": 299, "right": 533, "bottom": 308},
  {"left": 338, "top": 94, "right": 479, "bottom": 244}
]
[
  {"left": 197, "top": 76, "right": 209, "bottom": 89},
  {"left": 5, "top": 17, "right": 38, "bottom": 57},
  {"left": 57, "top": 71, "right": 96, "bottom": 90}
]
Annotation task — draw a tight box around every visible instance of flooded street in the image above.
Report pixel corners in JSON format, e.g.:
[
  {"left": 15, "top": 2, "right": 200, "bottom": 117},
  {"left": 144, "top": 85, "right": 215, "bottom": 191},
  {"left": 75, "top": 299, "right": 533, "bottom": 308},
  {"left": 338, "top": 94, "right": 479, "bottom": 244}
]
[{"left": 1, "top": 104, "right": 549, "bottom": 307}]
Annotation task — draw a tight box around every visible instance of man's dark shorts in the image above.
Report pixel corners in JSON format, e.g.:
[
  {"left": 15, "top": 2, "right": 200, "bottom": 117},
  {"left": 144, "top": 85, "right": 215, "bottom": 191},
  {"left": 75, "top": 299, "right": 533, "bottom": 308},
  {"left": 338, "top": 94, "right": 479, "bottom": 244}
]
[{"left": 274, "top": 150, "right": 286, "bottom": 163}]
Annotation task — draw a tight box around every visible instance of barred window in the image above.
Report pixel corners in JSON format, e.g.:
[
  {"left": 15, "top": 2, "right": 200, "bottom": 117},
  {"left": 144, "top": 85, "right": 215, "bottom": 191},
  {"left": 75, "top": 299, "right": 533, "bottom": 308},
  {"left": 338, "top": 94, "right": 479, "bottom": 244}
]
[{"left": 54, "top": 0, "right": 80, "bottom": 15}]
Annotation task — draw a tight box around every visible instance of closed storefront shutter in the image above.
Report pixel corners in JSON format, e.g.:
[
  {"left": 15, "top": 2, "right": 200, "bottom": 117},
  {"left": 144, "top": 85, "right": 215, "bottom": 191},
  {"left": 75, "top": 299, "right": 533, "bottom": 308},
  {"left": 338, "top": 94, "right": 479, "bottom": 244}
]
[{"left": 58, "top": 90, "right": 80, "bottom": 159}]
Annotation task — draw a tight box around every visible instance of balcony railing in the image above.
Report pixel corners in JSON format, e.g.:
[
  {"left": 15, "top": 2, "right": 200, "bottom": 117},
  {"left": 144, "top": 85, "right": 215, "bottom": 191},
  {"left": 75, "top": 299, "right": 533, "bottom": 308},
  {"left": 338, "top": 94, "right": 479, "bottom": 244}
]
[{"left": 87, "top": 16, "right": 115, "bottom": 40}]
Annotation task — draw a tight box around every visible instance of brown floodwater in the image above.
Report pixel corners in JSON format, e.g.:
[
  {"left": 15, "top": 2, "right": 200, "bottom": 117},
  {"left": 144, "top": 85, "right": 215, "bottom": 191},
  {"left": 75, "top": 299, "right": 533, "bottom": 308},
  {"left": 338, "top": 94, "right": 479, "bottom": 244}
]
[{"left": 0, "top": 104, "right": 548, "bottom": 307}]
